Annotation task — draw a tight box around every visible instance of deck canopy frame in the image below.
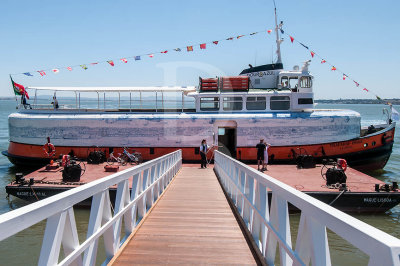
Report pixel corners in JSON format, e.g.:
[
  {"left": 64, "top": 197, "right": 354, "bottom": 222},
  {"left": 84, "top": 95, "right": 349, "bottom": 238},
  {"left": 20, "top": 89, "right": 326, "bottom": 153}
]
[{"left": 25, "top": 86, "right": 197, "bottom": 112}]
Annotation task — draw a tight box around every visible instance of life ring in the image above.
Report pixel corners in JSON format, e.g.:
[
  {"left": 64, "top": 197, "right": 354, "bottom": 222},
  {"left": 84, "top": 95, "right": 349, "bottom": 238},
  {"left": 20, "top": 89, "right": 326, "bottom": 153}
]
[
  {"left": 337, "top": 158, "right": 347, "bottom": 172},
  {"left": 43, "top": 143, "right": 56, "bottom": 157}
]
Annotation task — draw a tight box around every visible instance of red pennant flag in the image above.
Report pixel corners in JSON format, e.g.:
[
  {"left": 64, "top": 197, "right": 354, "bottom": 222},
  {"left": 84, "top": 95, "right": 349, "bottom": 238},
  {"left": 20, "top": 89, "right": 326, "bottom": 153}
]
[
  {"left": 331, "top": 66, "right": 336, "bottom": 71},
  {"left": 161, "top": 50, "right": 168, "bottom": 54},
  {"left": 38, "top": 71, "right": 46, "bottom": 76},
  {"left": 52, "top": 69, "right": 59, "bottom": 74},
  {"left": 290, "top": 36, "right": 294, "bottom": 43},
  {"left": 200, "top": 43, "right": 206, "bottom": 49},
  {"left": 267, "top": 29, "right": 273, "bottom": 34},
  {"left": 354, "top": 81, "right": 359, "bottom": 87},
  {"left": 90, "top": 62, "right": 98, "bottom": 65},
  {"left": 226, "top": 37, "right": 234, "bottom": 40},
  {"left": 363, "top": 88, "right": 369, "bottom": 92},
  {"left": 107, "top": 60, "right": 114, "bottom": 66},
  {"left": 148, "top": 54, "right": 154, "bottom": 58},
  {"left": 120, "top": 58, "right": 128, "bottom": 63},
  {"left": 343, "top": 74, "right": 347, "bottom": 80},
  {"left": 310, "top": 51, "right": 315, "bottom": 58},
  {"left": 321, "top": 59, "right": 326, "bottom": 64},
  {"left": 67, "top": 67, "right": 72, "bottom": 71},
  {"left": 213, "top": 41, "right": 218, "bottom": 45},
  {"left": 237, "top": 35, "right": 244, "bottom": 39},
  {"left": 187, "top": 46, "right": 193, "bottom": 52}
]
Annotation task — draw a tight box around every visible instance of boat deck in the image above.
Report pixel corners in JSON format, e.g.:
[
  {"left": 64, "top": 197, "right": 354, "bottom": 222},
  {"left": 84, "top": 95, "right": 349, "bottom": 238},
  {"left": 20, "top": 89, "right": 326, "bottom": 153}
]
[
  {"left": 6, "top": 161, "right": 400, "bottom": 212},
  {"left": 110, "top": 166, "right": 257, "bottom": 265}
]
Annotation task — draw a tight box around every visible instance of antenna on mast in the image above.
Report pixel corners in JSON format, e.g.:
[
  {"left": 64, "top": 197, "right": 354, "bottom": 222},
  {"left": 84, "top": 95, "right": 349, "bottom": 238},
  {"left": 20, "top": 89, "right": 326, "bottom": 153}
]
[{"left": 272, "top": 0, "right": 283, "bottom": 64}]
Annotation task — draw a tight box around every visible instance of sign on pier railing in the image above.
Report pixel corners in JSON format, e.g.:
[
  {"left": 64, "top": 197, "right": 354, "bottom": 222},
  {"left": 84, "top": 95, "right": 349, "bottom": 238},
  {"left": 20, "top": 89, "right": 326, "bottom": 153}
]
[
  {"left": 0, "top": 150, "right": 182, "bottom": 266},
  {"left": 214, "top": 151, "right": 400, "bottom": 266}
]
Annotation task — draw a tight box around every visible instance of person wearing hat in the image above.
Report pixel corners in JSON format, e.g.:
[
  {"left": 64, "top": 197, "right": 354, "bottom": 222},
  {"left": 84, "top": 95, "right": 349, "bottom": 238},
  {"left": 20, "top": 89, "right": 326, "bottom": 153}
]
[{"left": 256, "top": 139, "right": 266, "bottom": 171}]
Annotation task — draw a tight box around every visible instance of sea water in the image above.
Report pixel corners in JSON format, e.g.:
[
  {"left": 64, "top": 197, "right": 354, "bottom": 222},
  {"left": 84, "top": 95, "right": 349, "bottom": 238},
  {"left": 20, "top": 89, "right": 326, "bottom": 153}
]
[{"left": 0, "top": 100, "right": 398, "bottom": 265}]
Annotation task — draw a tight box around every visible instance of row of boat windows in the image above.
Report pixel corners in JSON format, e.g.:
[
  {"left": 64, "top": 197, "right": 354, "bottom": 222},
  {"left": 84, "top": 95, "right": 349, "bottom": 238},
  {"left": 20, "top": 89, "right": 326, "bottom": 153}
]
[
  {"left": 280, "top": 76, "right": 312, "bottom": 88},
  {"left": 200, "top": 96, "right": 313, "bottom": 111}
]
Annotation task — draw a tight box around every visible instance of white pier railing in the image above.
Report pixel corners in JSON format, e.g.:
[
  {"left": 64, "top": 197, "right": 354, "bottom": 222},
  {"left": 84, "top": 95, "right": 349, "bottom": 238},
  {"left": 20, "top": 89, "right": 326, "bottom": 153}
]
[
  {"left": 214, "top": 151, "right": 400, "bottom": 266},
  {"left": 0, "top": 150, "right": 182, "bottom": 266}
]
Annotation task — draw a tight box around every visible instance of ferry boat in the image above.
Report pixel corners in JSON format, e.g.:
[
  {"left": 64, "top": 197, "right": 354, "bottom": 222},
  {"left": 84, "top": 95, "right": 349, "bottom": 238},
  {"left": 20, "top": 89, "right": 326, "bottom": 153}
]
[{"left": 3, "top": 19, "right": 396, "bottom": 172}]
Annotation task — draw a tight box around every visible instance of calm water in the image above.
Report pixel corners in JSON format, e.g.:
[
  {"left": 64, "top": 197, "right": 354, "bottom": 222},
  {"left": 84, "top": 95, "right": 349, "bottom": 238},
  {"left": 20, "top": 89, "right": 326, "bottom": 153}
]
[{"left": 0, "top": 100, "right": 399, "bottom": 265}]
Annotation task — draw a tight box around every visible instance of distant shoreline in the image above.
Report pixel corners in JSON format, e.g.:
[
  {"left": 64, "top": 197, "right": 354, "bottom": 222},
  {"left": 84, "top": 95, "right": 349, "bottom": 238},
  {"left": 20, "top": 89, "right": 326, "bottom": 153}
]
[{"left": 0, "top": 97, "right": 398, "bottom": 105}]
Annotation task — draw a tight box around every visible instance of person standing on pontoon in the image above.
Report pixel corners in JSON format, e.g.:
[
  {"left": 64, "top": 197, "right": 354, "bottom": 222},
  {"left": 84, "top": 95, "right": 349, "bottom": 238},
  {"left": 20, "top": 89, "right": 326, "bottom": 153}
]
[
  {"left": 256, "top": 139, "right": 266, "bottom": 171},
  {"left": 200, "top": 139, "right": 209, "bottom": 169},
  {"left": 262, "top": 141, "right": 271, "bottom": 171}
]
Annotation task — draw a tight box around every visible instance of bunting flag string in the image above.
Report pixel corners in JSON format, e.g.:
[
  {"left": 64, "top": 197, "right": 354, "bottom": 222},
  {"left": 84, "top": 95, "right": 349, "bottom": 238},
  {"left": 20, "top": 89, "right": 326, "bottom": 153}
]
[
  {"left": 10, "top": 25, "right": 386, "bottom": 103},
  {"left": 280, "top": 30, "right": 386, "bottom": 102},
  {"left": 11, "top": 28, "right": 271, "bottom": 78}
]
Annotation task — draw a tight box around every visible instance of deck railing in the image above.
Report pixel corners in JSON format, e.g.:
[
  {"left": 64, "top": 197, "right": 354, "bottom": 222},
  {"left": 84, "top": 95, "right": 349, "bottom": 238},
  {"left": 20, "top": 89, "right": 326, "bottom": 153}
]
[
  {"left": 0, "top": 150, "right": 182, "bottom": 266},
  {"left": 214, "top": 151, "right": 400, "bottom": 265}
]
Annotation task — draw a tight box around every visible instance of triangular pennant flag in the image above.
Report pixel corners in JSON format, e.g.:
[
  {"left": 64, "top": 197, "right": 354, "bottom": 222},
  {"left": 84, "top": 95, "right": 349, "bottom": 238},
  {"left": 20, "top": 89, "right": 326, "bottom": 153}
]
[
  {"left": 187, "top": 46, "right": 193, "bottom": 52},
  {"left": 52, "top": 69, "right": 60, "bottom": 73},
  {"left": 120, "top": 58, "right": 128, "bottom": 63},
  {"left": 200, "top": 43, "right": 206, "bottom": 49},
  {"left": 134, "top": 56, "right": 141, "bottom": 61},
  {"left": 23, "top": 72, "right": 33, "bottom": 77},
  {"left": 354, "top": 81, "right": 359, "bottom": 87},
  {"left": 267, "top": 30, "right": 273, "bottom": 34},
  {"left": 376, "top": 96, "right": 382, "bottom": 100},
  {"left": 343, "top": 74, "right": 347, "bottom": 80},
  {"left": 161, "top": 50, "right": 168, "bottom": 54},
  {"left": 90, "top": 62, "right": 98, "bottom": 65},
  {"left": 290, "top": 36, "right": 294, "bottom": 43},
  {"left": 237, "top": 35, "right": 244, "bottom": 39},
  {"left": 67, "top": 67, "right": 72, "bottom": 71},
  {"left": 321, "top": 59, "right": 326, "bottom": 64},
  {"left": 174, "top": 48, "right": 181, "bottom": 52},
  {"left": 226, "top": 37, "right": 234, "bottom": 40},
  {"left": 213, "top": 41, "right": 219, "bottom": 45},
  {"left": 107, "top": 60, "right": 114, "bottom": 66},
  {"left": 38, "top": 70, "right": 46, "bottom": 76},
  {"left": 363, "top": 88, "right": 369, "bottom": 92},
  {"left": 148, "top": 54, "right": 154, "bottom": 58},
  {"left": 331, "top": 66, "right": 336, "bottom": 71},
  {"left": 80, "top": 65, "right": 88, "bottom": 70},
  {"left": 250, "top": 32, "right": 258, "bottom": 35}
]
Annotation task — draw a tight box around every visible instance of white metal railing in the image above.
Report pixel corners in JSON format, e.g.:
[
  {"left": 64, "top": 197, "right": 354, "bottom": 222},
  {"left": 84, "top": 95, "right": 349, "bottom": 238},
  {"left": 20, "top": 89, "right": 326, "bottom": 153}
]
[
  {"left": 214, "top": 151, "right": 400, "bottom": 266},
  {"left": 0, "top": 150, "right": 182, "bottom": 266}
]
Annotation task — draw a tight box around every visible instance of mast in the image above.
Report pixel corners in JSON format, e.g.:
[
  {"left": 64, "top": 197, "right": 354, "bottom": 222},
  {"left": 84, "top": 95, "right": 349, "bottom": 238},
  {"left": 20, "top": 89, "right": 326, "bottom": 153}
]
[{"left": 273, "top": 1, "right": 282, "bottom": 64}]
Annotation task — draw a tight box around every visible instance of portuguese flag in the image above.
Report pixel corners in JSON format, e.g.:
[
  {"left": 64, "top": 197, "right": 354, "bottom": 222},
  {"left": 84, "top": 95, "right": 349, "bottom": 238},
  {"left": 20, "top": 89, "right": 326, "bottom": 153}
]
[{"left": 10, "top": 76, "right": 29, "bottom": 99}]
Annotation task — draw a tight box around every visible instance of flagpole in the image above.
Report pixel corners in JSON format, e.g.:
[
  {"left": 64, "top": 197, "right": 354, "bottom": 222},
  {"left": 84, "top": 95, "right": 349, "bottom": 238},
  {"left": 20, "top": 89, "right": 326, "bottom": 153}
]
[
  {"left": 9, "top": 75, "right": 18, "bottom": 108},
  {"left": 273, "top": 0, "right": 282, "bottom": 64}
]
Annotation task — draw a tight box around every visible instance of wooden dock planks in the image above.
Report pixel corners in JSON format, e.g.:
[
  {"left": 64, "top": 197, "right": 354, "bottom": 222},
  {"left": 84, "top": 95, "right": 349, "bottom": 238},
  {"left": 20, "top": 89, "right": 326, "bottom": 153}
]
[{"left": 111, "top": 166, "right": 257, "bottom": 265}]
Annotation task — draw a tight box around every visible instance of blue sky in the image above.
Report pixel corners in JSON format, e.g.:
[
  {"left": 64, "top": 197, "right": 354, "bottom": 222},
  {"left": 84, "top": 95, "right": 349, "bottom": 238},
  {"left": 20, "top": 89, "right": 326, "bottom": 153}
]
[{"left": 1, "top": 0, "right": 399, "bottom": 99}]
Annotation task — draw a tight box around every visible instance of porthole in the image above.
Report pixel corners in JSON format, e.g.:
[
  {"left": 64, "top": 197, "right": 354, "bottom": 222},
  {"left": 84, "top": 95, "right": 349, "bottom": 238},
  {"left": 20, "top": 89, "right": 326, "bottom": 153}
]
[
  {"left": 363, "top": 143, "right": 368, "bottom": 148},
  {"left": 372, "top": 141, "right": 376, "bottom": 146}
]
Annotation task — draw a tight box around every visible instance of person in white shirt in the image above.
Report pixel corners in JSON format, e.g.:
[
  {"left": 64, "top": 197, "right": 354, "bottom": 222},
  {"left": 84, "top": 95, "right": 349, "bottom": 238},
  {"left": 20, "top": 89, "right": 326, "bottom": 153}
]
[
  {"left": 200, "top": 139, "right": 209, "bottom": 168},
  {"left": 262, "top": 142, "right": 271, "bottom": 171}
]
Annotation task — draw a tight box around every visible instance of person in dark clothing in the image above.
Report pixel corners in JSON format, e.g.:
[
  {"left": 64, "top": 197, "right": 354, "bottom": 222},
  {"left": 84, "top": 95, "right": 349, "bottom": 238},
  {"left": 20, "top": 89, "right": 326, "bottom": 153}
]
[
  {"left": 256, "top": 139, "right": 266, "bottom": 171},
  {"left": 21, "top": 94, "right": 32, "bottom": 109},
  {"left": 200, "top": 139, "right": 209, "bottom": 168}
]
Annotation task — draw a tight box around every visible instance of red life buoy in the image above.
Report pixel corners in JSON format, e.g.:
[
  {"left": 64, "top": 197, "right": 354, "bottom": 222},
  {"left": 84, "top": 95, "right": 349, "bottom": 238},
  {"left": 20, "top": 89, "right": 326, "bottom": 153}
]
[
  {"left": 337, "top": 158, "right": 347, "bottom": 172},
  {"left": 43, "top": 143, "right": 56, "bottom": 157}
]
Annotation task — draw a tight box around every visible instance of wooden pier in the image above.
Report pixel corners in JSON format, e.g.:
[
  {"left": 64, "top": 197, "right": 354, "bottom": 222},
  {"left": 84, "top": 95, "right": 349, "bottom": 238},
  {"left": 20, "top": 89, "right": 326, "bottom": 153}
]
[{"left": 110, "top": 166, "right": 257, "bottom": 265}]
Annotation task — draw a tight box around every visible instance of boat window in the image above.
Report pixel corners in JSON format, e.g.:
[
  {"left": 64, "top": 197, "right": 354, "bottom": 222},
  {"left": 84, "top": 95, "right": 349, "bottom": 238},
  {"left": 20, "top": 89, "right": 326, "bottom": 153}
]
[
  {"left": 298, "top": 98, "right": 313, "bottom": 105},
  {"left": 300, "top": 76, "right": 312, "bottom": 88},
  {"left": 280, "top": 76, "right": 289, "bottom": 88},
  {"left": 223, "top": 97, "right": 243, "bottom": 111},
  {"left": 246, "top": 97, "right": 266, "bottom": 110},
  {"left": 270, "top": 96, "right": 290, "bottom": 110},
  {"left": 200, "top": 97, "right": 220, "bottom": 111},
  {"left": 289, "top": 77, "right": 298, "bottom": 89}
]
